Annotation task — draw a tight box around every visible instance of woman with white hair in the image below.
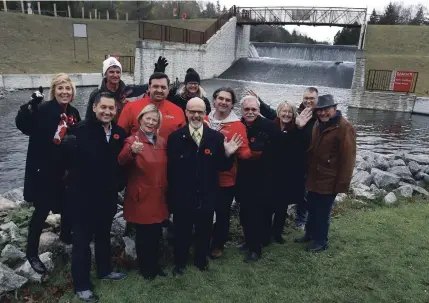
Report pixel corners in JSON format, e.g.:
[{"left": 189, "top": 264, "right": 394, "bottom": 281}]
[
  {"left": 15, "top": 73, "right": 81, "bottom": 275},
  {"left": 118, "top": 104, "right": 169, "bottom": 280}
]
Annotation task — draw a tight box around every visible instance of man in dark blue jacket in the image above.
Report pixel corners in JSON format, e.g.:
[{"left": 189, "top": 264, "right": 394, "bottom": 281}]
[{"left": 167, "top": 97, "right": 242, "bottom": 276}]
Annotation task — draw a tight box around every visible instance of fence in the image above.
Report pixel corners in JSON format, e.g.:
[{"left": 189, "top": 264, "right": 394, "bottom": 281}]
[
  {"left": 366, "top": 69, "right": 418, "bottom": 93},
  {"left": 105, "top": 55, "right": 135, "bottom": 73},
  {"left": 138, "top": 8, "right": 234, "bottom": 45}
]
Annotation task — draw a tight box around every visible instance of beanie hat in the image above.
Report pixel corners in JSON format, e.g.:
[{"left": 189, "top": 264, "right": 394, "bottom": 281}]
[
  {"left": 102, "top": 57, "right": 122, "bottom": 77},
  {"left": 184, "top": 68, "right": 200, "bottom": 84}
]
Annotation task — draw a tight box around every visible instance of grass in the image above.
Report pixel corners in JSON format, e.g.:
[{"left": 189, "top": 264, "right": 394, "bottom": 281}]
[
  {"left": 0, "top": 12, "right": 214, "bottom": 74},
  {"left": 6, "top": 195, "right": 429, "bottom": 303},
  {"left": 365, "top": 25, "right": 429, "bottom": 96}
]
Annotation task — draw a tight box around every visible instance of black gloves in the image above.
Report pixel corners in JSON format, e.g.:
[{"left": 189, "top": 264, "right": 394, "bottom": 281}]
[
  {"left": 29, "top": 86, "right": 44, "bottom": 107},
  {"left": 154, "top": 56, "right": 168, "bottom": 73}
]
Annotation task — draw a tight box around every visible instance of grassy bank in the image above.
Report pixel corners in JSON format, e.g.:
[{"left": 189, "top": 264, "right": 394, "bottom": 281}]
[
  {"left": 7, "top": 196, "right": 429, "bottom": 303},
  {"left": 365, "top": 25, "right": 429, "bottom": 96},
  {"left": 0, "top": 12, "right": 214, "bottom": 74}
]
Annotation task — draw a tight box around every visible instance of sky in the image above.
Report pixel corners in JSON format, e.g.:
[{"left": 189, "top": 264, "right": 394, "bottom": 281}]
[{"left": 220, "top": 0, "right": 427, "bottom": 43}]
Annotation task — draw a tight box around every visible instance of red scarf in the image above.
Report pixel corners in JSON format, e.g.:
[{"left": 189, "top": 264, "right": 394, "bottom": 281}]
[{"left": 53, "top": 113, "right": 77, "bottom": 145}]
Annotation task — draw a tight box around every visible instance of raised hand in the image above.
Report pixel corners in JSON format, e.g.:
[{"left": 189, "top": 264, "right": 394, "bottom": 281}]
[
  {"left": 246, "top": 89, "right": 259, "bottom": 99},
  {"left": 29, "top": 86, "right": 44, "bottom": 107},
  {"left": 295, "top": 107, "right": 313, "bottom": 129},
  {"left": 224, "top": 133, "right": 243, "bottom": 157},
  {"left": 131, "top": 136, "right": 144, "bottom": 154},
  {"left": 154, "top": 56, "right": 169, "bottom": 73}
]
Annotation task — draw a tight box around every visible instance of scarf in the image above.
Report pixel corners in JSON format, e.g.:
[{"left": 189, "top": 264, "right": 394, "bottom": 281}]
[
  {"left": 206, "top": 110, "right": 240, "bottom": 131},
  {"left": 53, "top": 112, "right": 78, "bottom": 145}
]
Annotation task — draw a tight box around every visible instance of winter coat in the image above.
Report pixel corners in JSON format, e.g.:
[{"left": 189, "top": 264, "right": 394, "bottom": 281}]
[
  {"left": 63, "top": 119, "right": 127, "bottom": 215},
  {"left": 204, "top": 111, "right": 252, "bottom": 187},
  {"left": 169, "top": 86, "right": 212, "bottom": 116},
  {"left": 15, "top": 100, "right": 81, "bottom": 211},
  {"left": 167, "top": 125, "right": 233, "bottom": 213},
  {"left": 118, "top": 130, "right": 168, "bottom": 225},
  {"left": 306, "top": 111, "right": 356, "bottom": 195},
  {"left": 86, "top": 79, "right": 148, "bottom": 121},
  {"left": 118, "top": 96, "right": 186, "bottom": 138}
]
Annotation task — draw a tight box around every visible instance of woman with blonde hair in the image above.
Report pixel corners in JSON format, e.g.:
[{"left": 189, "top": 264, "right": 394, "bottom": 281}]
[
  {"left": 118, "top": 104, "right": 169, "bottom": 280},
  {"left": 15, "top": 73, "right": 81, "bottom": 275}
]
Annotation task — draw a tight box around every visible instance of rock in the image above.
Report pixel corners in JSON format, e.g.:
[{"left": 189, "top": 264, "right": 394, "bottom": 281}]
[
  {"left": 0, "top": 231, "right": 10, "bottom": 245},
  {"left": 384, "top": 192, "right": 397, "bottom": 205},
  {"left": 422, "top": 165, "right": 429, "bottom": 174},
  {"left": 2, "top": 188, "right": 24, "bottom": 204},
  {"left": 369, "top": 184, "right": 379, "bottom": 192},
  {"left": 414, "top": 171, "right": 428, "bottom": 181},
  {"left": 355, "top": 155, "right": 364, "bottom": 163},
  {"left": 351, "top": 170, "right": 373, "bottom": 186},
  {"left": 356, "top": 161, "right": 372, "bottom": 172},
  {"left": 398, "top": 182, "right": 429, "bottom": 196},
  {"left": 111, "top": 216, "right": 126, "bottom": 236},
  {"left": 400, "top": 176, "right": 417, "bottom": 185},
  {"left": 424, "top": 174, "right": 429, "bottom": 184},
  {"left": 114, "top": 210, "right": 123, "bottom": 219},
  {"left": 374, "top": 156, "right": 390, "bottom": 170},
  {"left": 0, "top": 222, "right": 21, "bottom": 241},
  {"left": 1, "top": 244, "right": 25, "bottom": 266},
  {"left": 0, "top": 197, "right": 18, "bottom": 212},
  {"left": 45, "top": 213, "right": 61, "bottom": 228},
  {"left": 286, "top": 204, "right": 297, "bottom": 220},
  {"left": 14, "top": 252, "right": 54, "bottom": 283},
  {"left": 408, "top": 161, "right": 421, "bottom": 175},
  {"left": 387, "top": 166, "right": 412, "bottom": 178},
  {"left": 394, "top": 151, "right": 406, "bottom": 160},
  {"left": 352, "top": 185, "right": 376, "bottom": 200},
  {"left": 395, "top": 185, "right": 414, "bottom": 198},
  {"left": 0, "top": 263, "right": 28, "bottom": 294},
  {"left": 404, "top": 154, "right": 429, "bottom": 165},
  {"left": 371, "top": 168, "right": 401, "bottom": 191},
  {"left": 123, "top": 236, "right": 137, "bottom": 261},
  {"left": 335, "top": 193, "right": 348, "bottom": 203},
  {"left": 38, "top": 232, "right": 60, "bottom": 254},
  {"left": 388, "top": 159, "right": 406, "bottom": 167}
]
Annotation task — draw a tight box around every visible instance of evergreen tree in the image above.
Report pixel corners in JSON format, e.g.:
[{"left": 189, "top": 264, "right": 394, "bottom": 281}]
[
  {"left": 410, "top": 5, "right": 425, "bottom": 25},
  {"left": 333, "top": 25, "right": 360, "bottom": 46},
  {"left": 216, "top": 0, "right": 221, "bottom": 16},
  {"left": 379, "top": 2, "right": 399, "bottom": 25},
  {"left": 369, "top": 9, "right": 379, "bottom": 24}
]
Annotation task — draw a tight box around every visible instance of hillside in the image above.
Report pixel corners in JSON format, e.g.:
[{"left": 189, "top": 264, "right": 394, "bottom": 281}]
[
  {"left": 365, "top": 25, "right": 429, "bottom": 96},
  {"left": 0, "top": 12, "right": 215, "bottom": 74}
]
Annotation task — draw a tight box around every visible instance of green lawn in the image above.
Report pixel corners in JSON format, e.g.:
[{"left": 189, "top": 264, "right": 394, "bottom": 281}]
[{"left": 13, "top": 197, "right": 429, "bottom": 303}]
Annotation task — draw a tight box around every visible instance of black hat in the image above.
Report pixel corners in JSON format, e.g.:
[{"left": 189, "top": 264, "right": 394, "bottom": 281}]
[
  {"left": 315, "top": 94, "right": 337, "bottom": 109},
  {"left": 184, "top": 69, "right": 200, "bottom": 84}
]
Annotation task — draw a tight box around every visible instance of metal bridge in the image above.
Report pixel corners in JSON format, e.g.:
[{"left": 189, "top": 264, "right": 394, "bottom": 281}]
[{"left": 234, "top": 6, "right": 367, "bottom": 27}]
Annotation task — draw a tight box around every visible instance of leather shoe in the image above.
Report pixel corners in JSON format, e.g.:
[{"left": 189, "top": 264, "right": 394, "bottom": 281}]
[
  {"left": 172, "top": 266, "right": 185, "bottom": 276},
  {"left": 306, "top": 243, "right": 328, "bottom": 253},
  {"left": 294, "top": 235, "right": 312, "bottom": 243},
  {"left": 244, "top": 252, "right": 260, "bottom": 263},
  {"left": 27, "top": 256, "right": 47, "bottom": 274}
]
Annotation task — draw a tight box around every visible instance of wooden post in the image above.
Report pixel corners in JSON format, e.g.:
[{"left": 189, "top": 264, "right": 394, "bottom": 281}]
[
  {"left": 20, "top": 1, "right": 24, "bottom": 13},
  {"left": 106, "top": 10, "right": 109, "bottom": 20},
  {"left": 53, "top": 3, "right": 57, "bottom": 17},
  {"left": 82, "top": 7, "right": 84, "bottom": 19},
  {"left": 116, "top": 12, "right": 119, "bottom": 20},
  {"left": 2, "top": 0, "right": 7, "bottom": 12},
  {"left": 126, "top": 12, "right": 128, "bottom": 21},
  {"left": 68, "top": 5, "right": 71, "bottom": 18},
  {"left": 89, "top": 11, "right": 92, "bottom": 20},
  {"left": 94, "top": 8, "right": 97, "bottom": 19},
  {"left": 37, "top": 2, "right": 41, "bottom": 15}
]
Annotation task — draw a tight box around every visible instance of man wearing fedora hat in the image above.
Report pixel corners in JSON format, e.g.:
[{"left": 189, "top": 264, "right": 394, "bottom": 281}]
[{"left": 294, "top": 94, "right": 356, "bottom": 252}]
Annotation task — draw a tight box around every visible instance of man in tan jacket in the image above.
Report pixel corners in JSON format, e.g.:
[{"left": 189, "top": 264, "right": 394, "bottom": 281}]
[{"left": 295, "top": 94, "right": 356, "bottom": 252}]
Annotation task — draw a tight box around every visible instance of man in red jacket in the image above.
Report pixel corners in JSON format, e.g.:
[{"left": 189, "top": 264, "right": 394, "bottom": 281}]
[{"left": 118, "top": 72, "right": 186, "bottom": 138}]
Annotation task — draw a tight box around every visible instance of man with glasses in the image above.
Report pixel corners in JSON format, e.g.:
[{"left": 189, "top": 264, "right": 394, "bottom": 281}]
[{"left": 294, "top": 94, "right": 356, "bottom": 252}]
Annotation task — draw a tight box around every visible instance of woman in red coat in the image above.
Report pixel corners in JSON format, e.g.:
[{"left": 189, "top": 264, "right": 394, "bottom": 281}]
[{"left": 118, "top": 104, "right": 168, "bottom": 280}]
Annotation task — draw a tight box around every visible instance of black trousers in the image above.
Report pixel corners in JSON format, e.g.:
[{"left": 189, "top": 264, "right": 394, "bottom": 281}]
[
  {"left": 174, "top": 210, "right": 213, "bottom": 269},
  {"left": 211, "top": 186, "right": 235, "bottom": 250},
  {"left": 71, "top": 206, "right": 115, "bottom": 292},
  {"left": 135, "top": 223, "right": 162, "bottom": 276},
  {"left": 26, "top": 204, "right": 72, "bottom": 258},
  {"left": 271, "top": 210, "right": 288, "bottom": 238}
]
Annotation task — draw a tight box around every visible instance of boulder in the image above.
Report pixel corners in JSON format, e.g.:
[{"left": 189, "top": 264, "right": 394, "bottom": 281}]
[
  {"left": 38, "top": 232, "right": 60, "bottom": 254},
  {"left": 422, "top": 165, "right": 429, "bottom": 174},
  {"left": 404, "top": 154, "right": 429, "bottom": 165},
  {"left": 2, "top": 188, "right": 24, "bottom": 204},
  {"left": 0, "top": 222, "right": 21, "bottom": 242},
  {"left": 335, "top": 193, "right": 348, "bottom": 203},
  {"left": 123, "top": 236, "right": 137, "bottom": 261},
  {"left": 387, "top": 166, "right": 412, "bottom": 178},
  {"left": 371, "top": 168, "right": 401, "bottom": 191},
  {"left": 1, "top": 244, "right": 25, "bottom": 266},
  {"left": 111, "top": 216, "right": 126, "bottom": 236},
  {"left": 395, "top": 185, "right": 414, "bottom": 198},
  {"left": 388, "top": 159, "right": 406, "bottom": 167},
  {"left": 356, "top": 161, "right": 373, "bottom": 172},
  {"left": 45, "top": 213, "right": 61, "bottom": 228},
  {"left": 0, "top": 197, "right": 18, "bottom": 212},
  {"left": 424, "top": 174, "right": 429, "bottom": 184},
  {"left": 398, "top": 182, "right": 429, "bottom": 196},
  {"left": 352, "top": 185, "right": 376, "bottom": 200},
  {"left": 394, "top": 151, "right": 406, "bottom": 160},
  {"left": 408, "top": 161, "right": 421, "bottom": 175},
  {"left": 384, "top": 192, "right": 397, "bottom": 205},
  {"left": 14, "top": 252, "right": 54, "bottom": 283},
  {"left": 374, "top": 156, "right": 390, "bottom": 170},
  {"left": 414, "top": 171, "right": 428, "bottom": 181},
  {"left": 351, "top": 170, "right": 373, "bottom": 186},
  {"left": 0, "top": 231, "right": 10, "bottom": 246},
  {"left": 400, "top": 176, "right": 417, "bottom": 185},
  {"left": 0, "top": 263, "right": 28, "bottom": 294}
]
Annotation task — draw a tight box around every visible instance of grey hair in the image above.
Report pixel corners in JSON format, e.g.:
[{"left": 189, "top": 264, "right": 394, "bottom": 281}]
[
  {"left": 276, "top": 101, "right": 297, "bottom": 119},
  {"left": 240, "top": 95, "right": 260, "bottom": 107}
]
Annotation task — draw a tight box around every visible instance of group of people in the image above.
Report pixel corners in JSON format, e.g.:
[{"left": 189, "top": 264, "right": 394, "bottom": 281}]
[{"left": 16, "top": 56, "right": 356, "bottom": 303}]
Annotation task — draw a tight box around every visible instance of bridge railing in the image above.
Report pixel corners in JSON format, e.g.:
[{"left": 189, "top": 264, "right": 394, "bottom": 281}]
[
  {"left": 235, "top": 6, "right": 367, "bottom": 27},
  {"left": 366, "top": 69, "right": 418, "bottom": 93}
]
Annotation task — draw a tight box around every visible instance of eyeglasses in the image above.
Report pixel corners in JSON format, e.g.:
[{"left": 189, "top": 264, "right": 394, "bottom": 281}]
[
  {"left": 243, "top": 107, "right": 259, "bottom": 112},
  {"left": 187, "top": 110, "right": 205, "bottom": 116}
]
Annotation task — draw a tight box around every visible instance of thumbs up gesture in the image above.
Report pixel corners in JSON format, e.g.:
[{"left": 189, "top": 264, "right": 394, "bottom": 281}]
[{"left": 131, "top": 136, "right": 144, "bottom": 154}]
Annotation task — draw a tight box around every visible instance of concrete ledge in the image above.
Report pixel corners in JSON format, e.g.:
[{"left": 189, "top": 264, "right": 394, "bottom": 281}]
[
  {"left": 413, "top": 97, "right": 429, "bottom": 115},
  {"left": 349, "top": 89, "right": 416, "bottom": 113},
  {"left": 0, "top": 73, "right": 135, "bottom": 89}
]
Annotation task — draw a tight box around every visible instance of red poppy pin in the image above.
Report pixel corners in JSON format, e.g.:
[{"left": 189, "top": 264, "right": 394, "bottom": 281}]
[
  {"left": 250, "top": 137, "right": 255, "bottom": 143},
  {"left": 204, "top": 149, "right": 211, "bottom": 155},
  {"left": 113, "top": 134, "right": 120, "bottom": 140}
]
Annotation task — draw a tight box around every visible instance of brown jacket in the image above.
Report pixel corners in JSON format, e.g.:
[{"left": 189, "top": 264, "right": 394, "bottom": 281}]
[{"left": 306, "top": 113, "right": 356, "bottom": 195}]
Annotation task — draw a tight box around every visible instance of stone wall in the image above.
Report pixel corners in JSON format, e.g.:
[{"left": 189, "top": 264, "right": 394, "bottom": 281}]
[{"left": 134, "top": 17, "right": 246, "bottom": 85}]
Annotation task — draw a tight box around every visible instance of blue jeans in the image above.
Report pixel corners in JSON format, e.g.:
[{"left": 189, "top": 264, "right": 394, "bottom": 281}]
[{"left": 305, "top": 191, "right": 336, "bottom": 246}]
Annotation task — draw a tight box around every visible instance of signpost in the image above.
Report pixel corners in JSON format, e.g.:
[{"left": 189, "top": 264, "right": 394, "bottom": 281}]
[
  {"left": 390, "top": 71, "right": 417, "bottom": 93},
  {"left": 72, "top": 23, "right": 89, "bottom": 60}
]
